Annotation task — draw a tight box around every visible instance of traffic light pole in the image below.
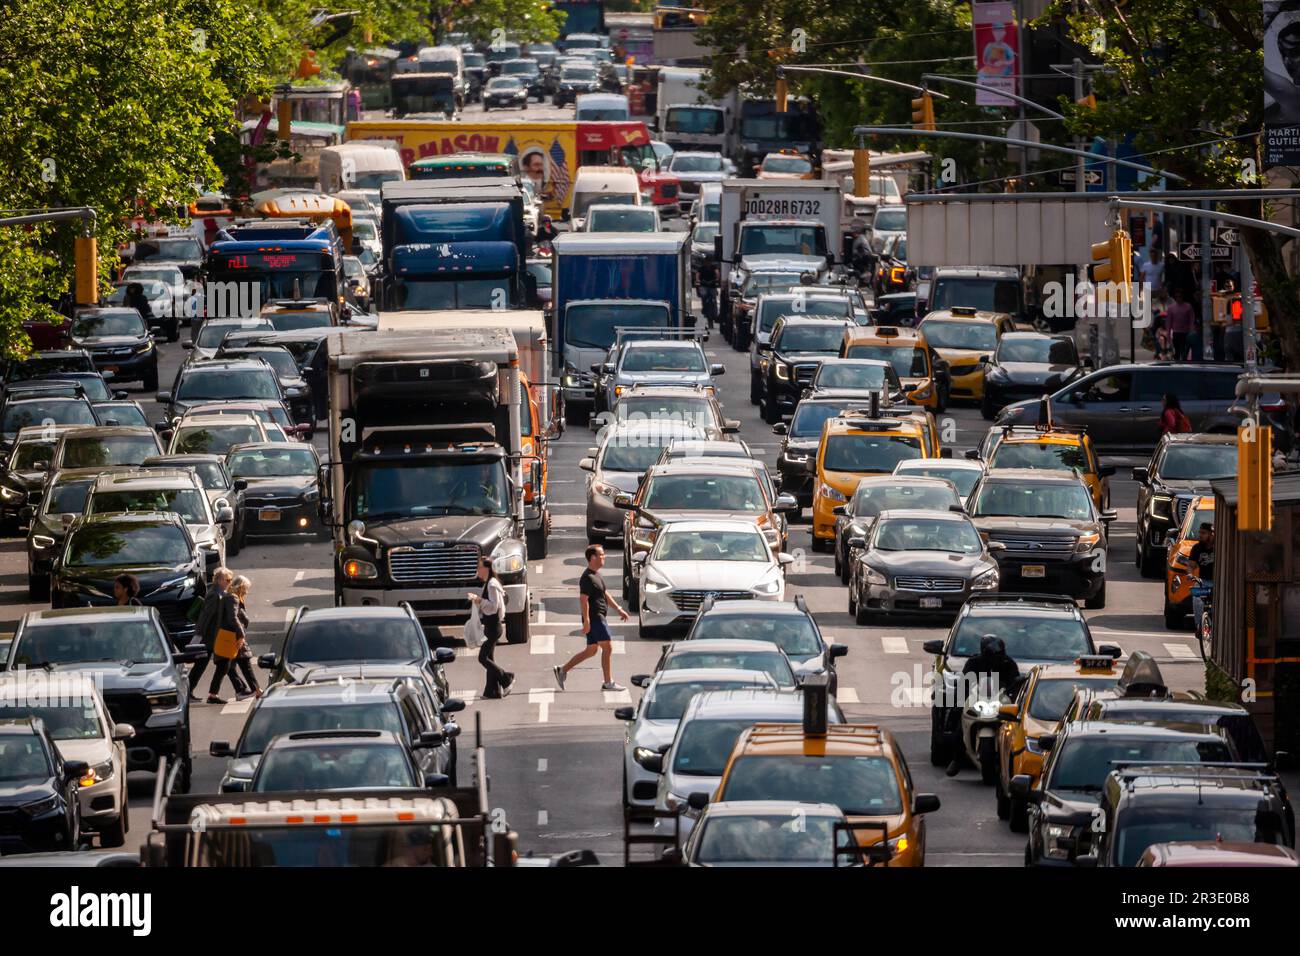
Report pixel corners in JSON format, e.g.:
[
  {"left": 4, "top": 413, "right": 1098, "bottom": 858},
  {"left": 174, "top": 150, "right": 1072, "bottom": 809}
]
[{"left": 0, "top": 206, "right": 98, "bottom": 305}]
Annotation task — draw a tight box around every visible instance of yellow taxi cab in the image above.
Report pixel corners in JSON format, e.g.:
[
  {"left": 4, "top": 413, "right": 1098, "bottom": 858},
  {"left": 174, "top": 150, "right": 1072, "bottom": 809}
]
[
  {"left": 916, "top": 306, "right": 1015, "bottom": 401},
  {"left": 995, "top": 654, "right": 1121, "bottom": 832},
  {"left": 755, "top": 150, "right": 816, "bottom": 180},
  {"left": 811, "top": 407, "right": 930, "bottom": 548},
  {"left": 518, "top": 371, "right": 553, "bottom": 558},
  {"left": 840, "top": 325, "right": 947, "bottom": 411},
  {"left": 707, "top": 677, "right": 939, "bottom": 865},
  {"left": 980, "top": 423, "right": 1113, "bottom": 512},
  {"left": 1164, "top": 494, "right": 1214, "bottom": 630}
]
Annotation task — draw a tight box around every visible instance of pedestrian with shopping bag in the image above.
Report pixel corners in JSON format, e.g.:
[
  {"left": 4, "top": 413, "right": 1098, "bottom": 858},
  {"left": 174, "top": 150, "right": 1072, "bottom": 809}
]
[
  {"left": 471, "top": 556, "right": 514, "bottom": 699},
  {"left": 229, "top": 575, "right": 262, "bottom": 700},
  {"left": 186, "top": 567, "right": 247, "bottom": 704}
]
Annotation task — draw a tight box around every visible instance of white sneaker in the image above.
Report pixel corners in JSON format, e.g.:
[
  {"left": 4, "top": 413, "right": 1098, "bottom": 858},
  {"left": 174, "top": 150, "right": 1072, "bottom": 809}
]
[{"left": 602, "top": 681, "right": 626, "bottom": 692}]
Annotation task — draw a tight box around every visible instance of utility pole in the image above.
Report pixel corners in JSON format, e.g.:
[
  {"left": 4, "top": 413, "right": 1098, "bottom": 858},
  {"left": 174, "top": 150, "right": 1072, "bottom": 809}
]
[
  {"left": 1015, "top": 0, "right": 1027, "bottom": 178},
  {"left": 1200, "top": 200, "right": 1213, "bottom": 360},
  {"left": 1072, "top": 58, "right": 1086, "bottom": 197}
]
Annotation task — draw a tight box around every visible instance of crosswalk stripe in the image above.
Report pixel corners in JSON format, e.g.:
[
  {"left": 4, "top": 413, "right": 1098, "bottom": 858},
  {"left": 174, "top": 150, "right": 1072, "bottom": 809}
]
[
  {"left": 837, "top": 687, "right": 860, "bottom": 704},
  {"left": 531, "top": 634, "right": 555, "bottom": 655},
  {"left": 220, "top": 699, "right": 253, "bottom": 716},
  {"left": 451, "top": 690, "right": 478, "bottom": 705},
  {"left": 1164, "top": 642, "right": 1197, "bottom": 660},
  {"left": 603, "top": 689, "right": 632, "bottom": 704},
  {"left": 881, "top": 637, "right": 909, "bottom": 655}
]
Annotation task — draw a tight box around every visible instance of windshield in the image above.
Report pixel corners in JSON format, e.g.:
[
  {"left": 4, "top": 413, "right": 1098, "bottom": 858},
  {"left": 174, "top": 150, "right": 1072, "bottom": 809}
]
[
  {"left": 45, "top": 480, "right": 92, "bottom": 515},
  {"left": 1115, "top": 808, "right": 1282, "bottom": 868},
  {"left": 622, "top": 346, "right": 705, "bottom": 373},
  {"left": 1027, "top": 677, "right": 1119, "bottom": 722},
  {"left": 561, "top": 66, "right": 597, "bottom": 81},
  {"left": 177, "top": 369, "right": 280, "bottom": 402},
  {"left": 741, "top": 273, "right": 801, "bottom": 298},
  {"left": 845, "top": 344, "right": 929, "bottom": 377},
  {"left": 573, "top": 191, "right": 637, "bottom": 218},
  {"left": 72, "top": 312, "right": 146, "bottom": 338},
  {"left": 999, "top": 337, "right": 1076, "bottom": 364},
  {"left": 692, "top": 615, "right": 822, "bottom": 658},
  {"left": 696, "top": 814, "right": 842, "bottom": 865},
  {"left": 647, "top": 680, "right": 767, "bottom": 721},
  {"left": 674, "top": 718, "right": 759, "bottom": 775},
  {"left": 90, "top": 488, "right": 207, "bottom": 523},
  {"left": 932, "top": 277, "right": 1020, "bottom": 314},
  {"left": 241, "top": 701, "right": 403, "bottom": 754},
  {"left": 235, "top": 351, "right": 299, "bottom": 379},
  {"left": 181, "top": 462, "right": 226, "bottom": 489},
  {"left": 790, "top": 403, "right": 843, "bottom": 438},
  {"left": 0, "top": 701, "right": 102, "bottom": 740},
  {"left": 354, "top": 459, "right": 508, "bottom": 518},
  {"left": 723, "top": 755, "right": 902, "bottom": 815},
  {"left": 614, "top": 397, "right": 714, "bottom": 432},
  {"left": 816, "top": 362, "right": 895, "bottom": 391},
  {"left": 174, "top": 424, "right": 263, "bottom": 455},
  {"left": 1161, "top": 444, "right": 1238, "bottom": 481},
  {"left": 565, "top": 303, "right": 671, "bottom": 350},
  {"left": 0, "top": 738, "right": 51, "bottom": 781},
  {"left": 135, "top": 238, "right": 202, "bottom": 261},
  {"left": 872, "top": 208, "right": 906, "bottom": 231},
  {"left": 1049, "top": 737, "right": 1232, "bottom": 794},
  {"left": 738, "top": 225, "right": 827, "bottom": 258},
  {"left": 692, "top": 225, "right": 719, "bottom": 246},
  {"left": 229, "top": 446, "right": 317, "bottom": 478},
  {"left": 95, "top": 404, "right": 148, "bottom": 427},
  {"left": 655, "top": 528, "right": 770, "bottom": 562},
  {"left": 952, "top": 613, "right": 1088, "bottom": 659},
  {"left": 896, "top": 465, "right": 980, "bottom": 498},
  {"left": 672, "top": 153, "right": 725, "bottom": 172},
  {"left": 601, "top": 435, "right": 680, "bottom": 473},
  {"left": 643, "top": 475, "right": 766, "bottom": 512},
  {"left": 823, "top": 434, "right": 922, "bottom": 473},
  {"left": 589, "top": 208, "right": 655, "bottom": 231},
  {"left": 487, "top": 77, "right": 523, "bottom": 91},
  {"left": 759, "top": 299, "right": 851, "bottom": 333},
  {"left": 874, "top": 518, "right": 981, "bottom": 553},
  {"left": 990, "top": 442, "right": 1090, "bottom": 474},
  {"left": 66, "top": 522, "right": 192, "bottom": 567},
  {"left": 196, "top": 322, "right": 273, "bottom": 349},
  {"left": 971, "top": 481, "right": 1093, "bottom": 520},
  {"left": 353, "top": 220, "right": 378, "bottom": 240},
  {"left": 8, "top": 355, "right": 95, "bottom": 379},
  {"left": 577, "top": 107, "right": 629, "bottom": 121},
  {"left": 852, "top": 482, "right": 959, "bottom": 516},
  {"left": 666, "top": 650, "right": 792, "bottom": 686},
  {"left": 776, "top": 325, "right": 844, "bottom": 353},
  {"left": 287, "top": 616, "right": 426, "bottom": 666},
  {"left": 762, "top": 155, "right": 812, "bottom": 174},
  {"left": 666, "top": 109, "right": 725, "bottom": 135},
  {"left": 266, "top": 311, "right": 332, "bottom": 332},
  {"left": 13, "top": 619, "right": 168, "bottom": 667},
  {"left": 9, "top": 439, "right": 54, "bottom": 470},
  {"left": 502, "top": 62, "right": 537, "bottom": 76},
  {"left": 3, "top": 401, "right": 96, "bottom": 436},
  {"left": 60, "top": 435, "right": 159, "bottom": 469},
  {"left": 394, "top": 277, "right": 512, "bottom": 311},
  {"left": 921, "top": 320, "right": 998, "bottom": 351},
  {"left": 255, "top": 743, "right": 415, "bottom": 792}
]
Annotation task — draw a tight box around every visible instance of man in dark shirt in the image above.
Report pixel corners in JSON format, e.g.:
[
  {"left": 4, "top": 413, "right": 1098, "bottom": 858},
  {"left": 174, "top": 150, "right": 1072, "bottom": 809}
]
[
  {"left": 554, "top": 544, "right": 629, "bottom": 692},
  {"left": 1189, "top": 522, "right": 1214, "bottom": 638}
]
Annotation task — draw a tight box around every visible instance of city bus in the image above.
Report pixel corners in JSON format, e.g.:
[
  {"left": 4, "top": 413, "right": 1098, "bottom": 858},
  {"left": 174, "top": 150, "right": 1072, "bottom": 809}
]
[
  {"left": 202, "top": 220, "right": 345, "bottom": 321},
  {"left": 253, "top": 192, "right": 354, "bottom": 253}
]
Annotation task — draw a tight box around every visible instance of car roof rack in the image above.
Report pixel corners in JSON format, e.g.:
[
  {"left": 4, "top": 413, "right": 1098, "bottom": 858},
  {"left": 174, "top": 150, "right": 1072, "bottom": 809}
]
[{"left": 964, "top": 592, "right": 1080, "bottom": 608}]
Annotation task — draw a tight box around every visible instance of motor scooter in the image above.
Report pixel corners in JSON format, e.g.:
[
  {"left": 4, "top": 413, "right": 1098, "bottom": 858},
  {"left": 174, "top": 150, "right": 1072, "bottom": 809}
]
[{"left": 956, "top": 684, "right": 1006, "bottom": 785}]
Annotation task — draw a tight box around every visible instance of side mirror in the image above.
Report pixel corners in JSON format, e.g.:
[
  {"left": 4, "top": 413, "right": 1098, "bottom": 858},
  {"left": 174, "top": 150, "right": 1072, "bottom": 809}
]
[
  {"left": 831, "top": 505, "right": 846, "bottom": 516},
  {"left": 709, "top": 364, "right": 725, "bottom": 376},
  {"left": 613, "top": 706, "right": 634, "bottom": 721},
  {"left": 773, "top": 493, "right": 799, "bottom": 513},
  {"left": 997, "top": 704, "right": 1019, "bottom": 722},
  {"left": 233, "top": 479, "right": 248, "bottom": 491},
  {"left": 1131, "top": 466, "right": 1148, "bottom": 483},
  {"left": 722, "top": 420, "right": 741, "bottom": 434},
  {"left": 922, "top": 639, "right": 944, "bottom": 655},
  {"left": 172, "top": 646, "right": 206, "bottom": 664},
  {"left": 778, "top": 552, "right": 795, "bottom": 566},
  {"left": 771, "top": 422, "right": 788, "bottom": 435},
  {"left": 561, "top": 208, "right": 571, "bottom": 222},
  {"left": 209, "top": 740, "right": 233, "bottom": 757},
  {"left": 579, "top": 457, "right": 596, "bottom": 472},
  {"left": 1073, "top": 852, "right": 1099, "bottom": 868},
  {"left": 988, "top": 541, "right": 1007, "bottom": 552},
  {"left": 112, "top": 722, "right": 135, "bottom": 741},
  {"left": 912, "top": 793, "right": 941, "bottom": 815},
  {"left": 216, "top": 506, "right": 235, "bottom": 524},
  {"left": 64, "top": 760, "right": 89, "bottom": 783},
  {"left": 434, "top": 647, "right": 456, "bottom": 665},
  {"left": 829, "top": 644, "right": 848, "bottom": 659},
  {"left": 964, "top": 448, "right": 980, "bottom": 460},
  {"left": 1098, "top": 644, "right": 1122, "bottom": 659},
  {"left": 416, "top": 730, "right": 445, "bottom": 748},
  {"left": 847, "top": 536, "right": 867, "bottom": 550},
  {"left": 1097, "top": 465, "right": 1116, "bottom": 478},
  {"left": 687, "top": 791, "right": 710, "bottom": 811},
  {"left": 1038, "top": 733, "right": 1057, "bottom": 752},
  {"left": 1009, "top": 774, "right": 1036, "bottom": 801},
  {"left": 631, "top": 551, "right": 648, "bottom": 564},
  {"left": 630, "top": 673, "right": 651, "bottom": 688},
  {"left": 614, "top": 493, "right": 636, "bottom": 510},
  {"left": 442, "top": 697, "right": 466, "bottom": 713},
  {"left": 155, "top": 392, "right": 172, "bottom": 404},
  {"left": 423, "top": 773, "right": 451, "bottom": 788},
  {"left": 257, "top": 652, "right": 276, "bottom": 669},
  {"left": 1100, "top": 509, "right": 1117, "bottom": 523}
]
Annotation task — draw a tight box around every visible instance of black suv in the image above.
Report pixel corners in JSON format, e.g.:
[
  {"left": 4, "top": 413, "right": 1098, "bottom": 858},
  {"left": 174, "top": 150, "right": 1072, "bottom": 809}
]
[
  {"left": 760, "top": 317, "right": 854, "bottom": 424},
  {"left": 772, "top": 396, "right": 877, "bottom": 511},
  {"left": 1, "top": 349, "right": 97, "bottom": 393},
  {"left": 0, "top": 718, "right": 85, "bottom": 854},
  {"left": 684, "top": 596, "right": 848, "bottom": 694},
  {"left": 967, "top": 468, "right": 1116, "bottom": 608},
  {"left": 1, "top": 425, "right": 82, "bottom": 537},
  {"left": 69, "top": 307, "right": 159, "bottom": 391},
  {"left": 924, "top": 593, "right": 1119, "bottom": 767},
  {"left": 0, "top": 390, "right": 98, "bottom": 449},
  {"left": 26, "top": 467, "right": 134, "bottom": 599},
  {"left": 4, "top": 607, "right": 203, "bottom": 790},
  {"left": 1132, "top": 433, "right": 1237, "bottom": 577},
  {"left": 214, "top": 347, "right": 315, "bottom": 429},
  {"left": 1080, "top": 764, "right": 1294, "bottom": 867},
  {"left": 1015, "top": 720, "right": 1239, "bottom": 867}
]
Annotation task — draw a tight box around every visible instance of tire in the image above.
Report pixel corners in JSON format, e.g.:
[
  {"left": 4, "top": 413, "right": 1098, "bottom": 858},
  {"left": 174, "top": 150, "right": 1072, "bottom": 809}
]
[
  {"left": 0, "top": 515, "right": 16, "bottom": 539},
  {"left": 854, "top": 594, "right": 870, "bottom": 626},
  {"left": 167, "top": 320, "right": 180, "bottom": 343},
  {"left": 505, "top": 609, "right": 529, "bottom": 645},
  {"left": 929, "top": 708, "right": 951, "bottom": 766},
  {"left": 1139, "top": 545, "right": 1163, "bottom": 579},
  {"left": 1009, "top": 795, "right": 1029, "bottom": 833},
  {"left": 749, "top": 372, "right": 762, "bottom": 405},
  {"left": 226, "top": 529, "right": 241, "bottom": 558},
  {"left": 143, "top": 363, "right": 159, "bottom": 393},
  {"left": 978, "top": 737, "right": 998, "bottom": 785},
  {"left": 526, "top": 526, "right": 548, "bottom": 560},
  {"left": 810, "top": 534, "right": 829, "bottom": 553},
  {"left": 847, "top": 579, "right": 857, "bottom": 616},
  {"left": 625, "top": 575, "right": 640, "bottom": 613},
  {"left": 995, "top": 770, "right": 1011, "bottom": 820},
  {"left": 1084, "top": 578, "right": 1107, "bottom": 609},
  {"left": 28, "top": 569, "right": 49, "bottom": 601},
  {"left": 762, "top": 399, "right": 780, "bottom": 425},
  {"left": 99, "top": 803, "right": 128, "bottom": 848},
  {"left": 981, "top": 393, "right": 997, "bottom": 420},
  {"left": 833, "top": 546, "right": 843, "bottom": 580},
  {"left": 1163, "top": 598, "right": 1183, "bottom": 630},
  {"left": 622, "top": 761, "right": 630, "bottom": 810}
]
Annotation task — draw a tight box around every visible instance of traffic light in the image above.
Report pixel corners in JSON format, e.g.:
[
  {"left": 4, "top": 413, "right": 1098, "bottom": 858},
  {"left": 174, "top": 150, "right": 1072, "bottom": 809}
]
[
  {"left": 775, "top": 76, "right": 788, "bottom": 113},
  {"left": 911, "top": 91, "right": 936, "bottom": 131},
  {"left": 74, "top": 235, "right": 97, "bottom": 305},
  {"left": 853, "top": 148, "right": 870, "bottom": 196},
  {"left": 1089, "top": 228, "right": 1132, "bottom": 302},
  {"left": 277, "top": 96, "right": 293, "bottom": 141},
  {"left": 1238, "top": 423, "right": 1273, "bottom": 531}
]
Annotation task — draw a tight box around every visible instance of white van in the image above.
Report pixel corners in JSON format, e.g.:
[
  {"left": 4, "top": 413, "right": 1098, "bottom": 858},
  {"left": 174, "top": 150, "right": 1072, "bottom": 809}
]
[
  {"left": 566, "top": 166, "right": 642, "bottom": 229},
  {"left": 318, "top": 142, "right": 406, "bottom": 193},
  {"left": 417, "top": 45, "right": 466, "bottom": 104},
  {"left": 575, "top": 93, "right": 630, "bottom": 122}
]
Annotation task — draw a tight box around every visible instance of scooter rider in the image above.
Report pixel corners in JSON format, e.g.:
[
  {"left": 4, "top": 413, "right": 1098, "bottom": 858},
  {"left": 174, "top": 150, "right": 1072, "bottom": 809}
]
[{"left": 946, "top": 634, "right": 1021, "bottom": 777}]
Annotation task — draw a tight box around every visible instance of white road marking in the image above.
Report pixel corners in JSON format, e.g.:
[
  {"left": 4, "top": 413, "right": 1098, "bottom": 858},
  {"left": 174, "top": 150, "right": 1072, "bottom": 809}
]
[
  {"left": 452, "top": 690, "right": 477, "bottom": 705},
  {"left": 220, "top": 699, "right": 253, "bottom": 716},
  {"left": 603, "top": 688, "right": 632, "bottom": 704},
  {"left": 837, "top": 687, "right": 860, "bottom": 704},
  {"left": 610, "top": 639, "right": 625, "bottom": 655},
  {"left": 881, "top": 637, "right": 909, "bottom": 655},
  {"left": 537, "top": 810, "right": 549, "bottom": 826},
  {"left": 529, "top": 688, "right": 555, "bottom": 722},
  {"left": 1164, "top": 642, "right": 1198, "bottom": 660},
  {"left": 283, "top": 608, "right": 295, "bottom": 626},
  {"left": 531, "top": 634, "right": 555, "bottom": 655},
  {"left": 537, "top": 758, "right": 548, "bottom": 772},
  {"left": 293, "top": 570, "right": 306, "bottom": 583}
]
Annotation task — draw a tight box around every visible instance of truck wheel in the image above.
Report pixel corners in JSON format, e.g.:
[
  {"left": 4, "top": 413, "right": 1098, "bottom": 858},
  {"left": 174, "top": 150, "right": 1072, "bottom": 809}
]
[
  {"left": 526, "top": 526, "right": 548, "bottom": 559},
  {"left": 143, "top": 363, "right": 159, "bottom": 393},
  {"left": 1084, "top": 578, "right": 1107, "bottom": 609},
  {"left": 505, "top": 610, "right": 529, "bottom": 645}
]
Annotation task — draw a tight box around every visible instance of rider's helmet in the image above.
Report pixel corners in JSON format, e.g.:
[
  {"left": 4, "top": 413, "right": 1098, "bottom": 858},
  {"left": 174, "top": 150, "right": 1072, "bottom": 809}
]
[{"left": 979, "top": 634, "right": 1006, "bottom": 657}]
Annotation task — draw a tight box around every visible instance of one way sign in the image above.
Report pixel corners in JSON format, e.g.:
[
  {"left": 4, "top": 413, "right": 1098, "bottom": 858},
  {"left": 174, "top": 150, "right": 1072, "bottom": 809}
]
[
  {"left": 1179, "top": 242, "right": 1233, "bottom": 261},
  {"left": 1213, "top": 225, "right": 1240, "bottom": 246}
]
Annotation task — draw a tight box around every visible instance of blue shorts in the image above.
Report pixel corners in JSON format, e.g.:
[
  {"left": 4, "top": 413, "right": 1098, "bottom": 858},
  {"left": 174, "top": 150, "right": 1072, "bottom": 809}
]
[{"left": 586, "top": 616, "right": 612, "bottom": 645}]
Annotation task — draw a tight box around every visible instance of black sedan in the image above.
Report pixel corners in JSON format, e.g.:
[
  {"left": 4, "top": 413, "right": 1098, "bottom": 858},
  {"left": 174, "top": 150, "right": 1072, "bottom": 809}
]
[
  {"left": 225, "top": 442, "right": 324, "bottom": 539},
  {"left": 0, "top": 719, "right": 84, "bottom": 854},
  {"left": 69, "top": 307, "right": 159, "bottom": 391},
  {"left": 483, "top": 77, "right": 528, "bottom": 110},
  {"left": 980, "top": 333, "right": 1083, "bottom": 420}
]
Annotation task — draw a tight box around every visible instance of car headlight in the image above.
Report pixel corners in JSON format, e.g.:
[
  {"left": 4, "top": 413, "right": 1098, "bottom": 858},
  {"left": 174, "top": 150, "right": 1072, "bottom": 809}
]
[
  {"left": 972, "top": 567, "right": 1000, "bottom": 590},
  {"left": 970, "top": 698, "right": 999, "bottom": 719},
  {"left": 135, "top": 340, "right": 154, "bottom": 354},
  {"left": 304, "top": 488, "right": 319, "bottom": 501},
  {"left": 753, "top": 576, "right": 782, "bottom": 595},
  {"left": 214, "top": 498, "right": 230, "bottom": 512},
  {"left": 632, "top": 747, "right": 657, "bottom": 764},
  {"left": 493, "top": 553, "right": 526, "bottom": 575},
  {"left": 563, "top": 373, "right": 581, "bottom": 387},
  {"left": 0, "top": 485, "right": 22, "bottom": 501},
  {"left": 592, "top": 480, "right": 619, "bottom": 499},
  {"left": 88, "top": 759, "right": 115, "bottom": 783},
  {"left": 819, "top": 484, "right": 847, "bottom": 503},
  {"left": 758, "top": 358, "right": 770, "bottom": 373},
  {"left": 865, "top": 566, "right": 887, "bottom": 586},
  {"left": 343, "top": 558, "right": 379, "bottom": 580},
  {"left": 1075, "top": 532, "right": 1101, "bottom": 553},
  {"left": 1024, "top": 736, "right": 1043, "bottom": 754},
  {"left": 24, "top": 796, "right": 59, "bottom": 815},
  {"left": 774, "top": 362, "right": 790, "bottom": 381},
  {"left": 146, "top": 690, "right": 179, "bottom": 709},
  {"left": 157, "top": 575, "right": 197, "bottom": 592},
  {"left": 886, "top": 833, "right": 909, "bottom": 856},
  {"left": 643, "top": 573, "right": 671, "bottom": 593},
  {"left": 32, "top": 534, "right": 55, "bottom": 549},
  {"left": 1149, "top": 493, "right": 1172, "bottom": 516},
  {"left": 1044, "top": 823, "right": 1078, "bottom": 860}
]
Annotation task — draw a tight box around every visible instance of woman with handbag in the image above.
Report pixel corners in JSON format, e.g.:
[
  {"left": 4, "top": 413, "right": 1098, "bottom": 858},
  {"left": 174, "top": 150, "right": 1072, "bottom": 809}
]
[
  {"left": 229, "top": 575, "right": 262, "bottom": 700},
  {"left": 189, "top": 567, "right": 246, "bottom": 704},
  {"left": 471, "top": 556, "right": 514, "bottom": 699}
]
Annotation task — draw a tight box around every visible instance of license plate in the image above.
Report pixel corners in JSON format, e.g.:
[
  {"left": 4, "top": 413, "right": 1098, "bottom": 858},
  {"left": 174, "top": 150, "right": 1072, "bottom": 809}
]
[
  {"left": 258, "top": 508, "right": 281, "bottom": 522},
  {"left": 920, "top": 597, "right": 943, "bottom": 609},
  {"left": 1022, "top": 565, "right": 1046, "bottom": 578}
]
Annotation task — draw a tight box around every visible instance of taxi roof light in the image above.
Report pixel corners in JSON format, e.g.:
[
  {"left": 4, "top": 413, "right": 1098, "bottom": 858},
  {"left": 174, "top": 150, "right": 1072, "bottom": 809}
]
[{"left": 802, "top": 673, "right": 830, "bottom": 737}]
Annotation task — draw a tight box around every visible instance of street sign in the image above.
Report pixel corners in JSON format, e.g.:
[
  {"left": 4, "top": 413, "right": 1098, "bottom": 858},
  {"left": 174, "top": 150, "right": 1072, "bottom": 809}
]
[
  {"left": 1178, "top": 242, "right": 1232, "bottom": 261},
  {"left": 1058, "top": 169, "right": 1102, "bottom": 186},
  {"left": 1213, "top": 225, "right": 1240, "bottom": 246}
]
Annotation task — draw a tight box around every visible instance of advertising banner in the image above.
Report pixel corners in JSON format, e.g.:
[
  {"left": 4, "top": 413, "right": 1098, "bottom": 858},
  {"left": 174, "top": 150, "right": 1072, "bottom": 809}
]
[{"left": 973, "top": 2, "right": 1019, "bottom": 107}]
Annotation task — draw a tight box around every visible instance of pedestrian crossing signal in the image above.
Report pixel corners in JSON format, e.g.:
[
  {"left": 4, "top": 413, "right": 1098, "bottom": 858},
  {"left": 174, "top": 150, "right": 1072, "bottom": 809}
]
[{"left": 911, "top": 92, "right": 936, "bottom": 131}]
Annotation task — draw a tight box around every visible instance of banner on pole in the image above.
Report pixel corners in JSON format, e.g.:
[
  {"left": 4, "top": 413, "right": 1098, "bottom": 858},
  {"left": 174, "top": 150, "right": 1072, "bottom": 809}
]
[{"left": 973, "top": 2, "right": 1019, "bottom": 108}]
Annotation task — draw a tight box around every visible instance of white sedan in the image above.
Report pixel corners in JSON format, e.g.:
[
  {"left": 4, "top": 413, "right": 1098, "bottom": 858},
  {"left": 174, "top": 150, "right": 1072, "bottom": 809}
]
[{"left": 633, "top": 519, "right": 794, "bottom": 639}]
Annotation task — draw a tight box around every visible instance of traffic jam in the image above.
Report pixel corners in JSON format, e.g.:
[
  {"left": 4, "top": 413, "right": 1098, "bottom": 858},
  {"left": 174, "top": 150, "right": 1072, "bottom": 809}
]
[{"left": 0, "top": 2, "right": 1296, "bottom": 899}]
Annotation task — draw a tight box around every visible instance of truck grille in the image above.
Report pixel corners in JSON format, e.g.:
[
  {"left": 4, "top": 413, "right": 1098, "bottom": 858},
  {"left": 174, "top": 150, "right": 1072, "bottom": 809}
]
[
  {"left": 988, "top": 534, "right": 1075, "bottom": 558},
  {"left": 388, "top": 545, "right": 480, "bottom": 584},
  {"left": 244, "top": 495, "right": 300, "bottom": 510},
  {"left": 893, "top": 576, "right": 966, "bottom": 592},
  {"left": 671, "top": 590, "right": 752, "bottom": 612},
  {"left": 103, "top": 691, "right": 151, "bottom": 727},
  {"left": 793, "top": 364, "right": 818, "bottom": 386}
]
